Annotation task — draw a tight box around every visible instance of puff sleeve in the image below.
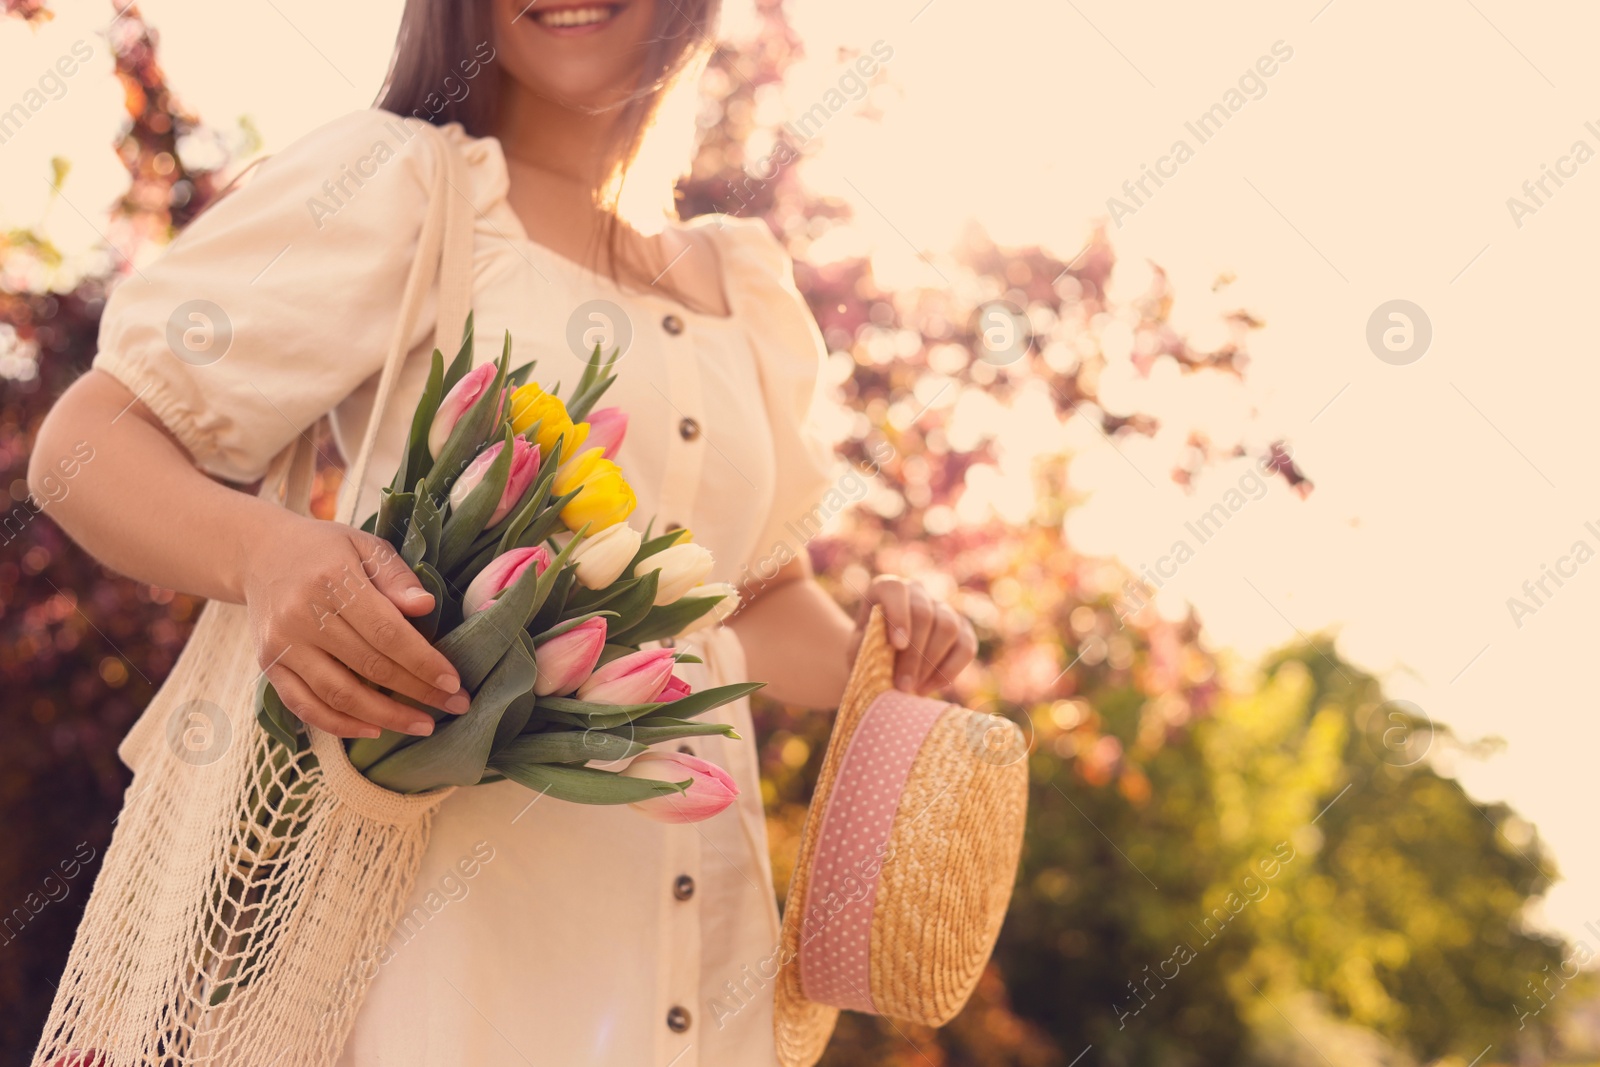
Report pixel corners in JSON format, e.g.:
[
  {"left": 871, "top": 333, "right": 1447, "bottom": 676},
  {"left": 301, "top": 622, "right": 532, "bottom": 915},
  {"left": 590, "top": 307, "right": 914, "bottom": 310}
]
[
  {"left": 92, "top": 109, "right": 444, "bottom": 484},
  {"left": 717, "top": 217, "right": 839, "bottom": 572}
]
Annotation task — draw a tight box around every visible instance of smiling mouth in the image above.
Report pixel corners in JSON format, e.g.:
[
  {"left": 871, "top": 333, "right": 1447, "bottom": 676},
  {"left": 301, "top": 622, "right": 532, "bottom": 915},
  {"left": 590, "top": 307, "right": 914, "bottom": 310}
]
[{"left": 527, "top": 3, "right": 624, "bottom": 31}]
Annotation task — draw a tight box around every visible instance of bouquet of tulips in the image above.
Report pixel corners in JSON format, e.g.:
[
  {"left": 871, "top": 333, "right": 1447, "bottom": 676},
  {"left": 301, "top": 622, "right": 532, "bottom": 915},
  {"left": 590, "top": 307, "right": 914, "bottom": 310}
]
[{"left": 255, "top": 316, "right": 752, "bottom": 823}]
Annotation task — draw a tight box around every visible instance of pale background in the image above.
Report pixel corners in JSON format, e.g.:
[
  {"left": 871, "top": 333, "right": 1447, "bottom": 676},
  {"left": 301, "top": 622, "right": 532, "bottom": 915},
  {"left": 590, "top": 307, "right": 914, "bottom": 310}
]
[{"left": 3, "top": 0, "right": 1595, "bottom": 944}]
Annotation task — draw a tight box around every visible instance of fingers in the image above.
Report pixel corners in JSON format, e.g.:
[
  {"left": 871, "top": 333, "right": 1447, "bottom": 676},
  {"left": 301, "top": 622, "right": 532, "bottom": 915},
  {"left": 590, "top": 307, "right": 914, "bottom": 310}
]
[
  {"left": 858, "top": 576, "right": 978, "bottom": 694},
  {"left": 867, "top": 575, "right": 911, "bottom": 651},
  {"left": 283, "top": 646, "right": 440, "bottom": 737},
  {"left": 337, "top": 533, "right": 462, "bottom": 695},
  {"left": 265, "top": 663, "right": 379, "bottom": 740},
  {"left": 931, "top": 617, "right": 978, "bottom": 691},
  {"left": 918, "top": 604, "right": 963, "bottom": 691},
  {"left": 350, "top": 530, "right": 436, "bottom": 618},
  {"left": 320, "top": 613, "right": 470, "bottom": 715},
  {"left": 895, "top": 584, "right": 935, "bottom": 692}
]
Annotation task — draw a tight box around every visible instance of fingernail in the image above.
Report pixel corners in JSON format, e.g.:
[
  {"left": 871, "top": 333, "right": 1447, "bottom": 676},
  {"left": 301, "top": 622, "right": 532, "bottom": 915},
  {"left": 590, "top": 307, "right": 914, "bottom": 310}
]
[
  {"left": 897, "top": 673, "right": 915, "bottom": 691},
  {"left": 436, "top": 672, "right": 460, "bottom": 691},
  {"left": 407, "top": 589, "right": 433, "bottom": 602},
  {"left": 445, "top": 693, "right": 471, "bottom": 714},
  {"left": 361, "top": 727, "right": 381, "bottom": 739},
  {"left": 406, "top": 720, "right": 435, "bottom": 736}
]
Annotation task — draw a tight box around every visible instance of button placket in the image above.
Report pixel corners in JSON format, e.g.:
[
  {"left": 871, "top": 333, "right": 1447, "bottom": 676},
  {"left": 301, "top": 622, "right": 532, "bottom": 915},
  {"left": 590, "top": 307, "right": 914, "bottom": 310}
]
[
  {"left": 661, "top": 818, "right": 701, "bottom": 1063},
  {"left": 655, "top": 307, "right": 706, "bottom": 533}
]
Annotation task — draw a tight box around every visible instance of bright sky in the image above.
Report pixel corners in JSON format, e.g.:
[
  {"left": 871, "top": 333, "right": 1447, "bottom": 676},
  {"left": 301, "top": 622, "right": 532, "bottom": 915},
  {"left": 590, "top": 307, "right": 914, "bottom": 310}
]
[{"left": 4, "top": 0, "right": 1597, "bottom": 946}]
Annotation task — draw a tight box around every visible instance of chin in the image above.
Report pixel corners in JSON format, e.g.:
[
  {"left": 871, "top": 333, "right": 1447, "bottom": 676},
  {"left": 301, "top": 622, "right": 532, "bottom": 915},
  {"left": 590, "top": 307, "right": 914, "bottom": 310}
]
[{"left": 500, "top": 0, "right": 656, "bottom": 108}]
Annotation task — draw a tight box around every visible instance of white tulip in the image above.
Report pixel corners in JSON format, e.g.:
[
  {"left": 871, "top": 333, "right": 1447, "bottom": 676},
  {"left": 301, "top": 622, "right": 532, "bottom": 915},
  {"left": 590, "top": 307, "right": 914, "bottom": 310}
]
[
  {"left": 635, "top": 542, "right": 715, "bottom": 605},
  {"left": 570, "top": 523, "right": 642, "bottom": 590},
  {"left": 676, "top": 583, "right": 742, "bottom": 636}
]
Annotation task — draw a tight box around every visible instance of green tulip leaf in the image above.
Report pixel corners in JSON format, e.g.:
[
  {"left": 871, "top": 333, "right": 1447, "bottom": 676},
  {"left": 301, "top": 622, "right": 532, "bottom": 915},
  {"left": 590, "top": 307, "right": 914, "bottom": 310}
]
[
  {"left": 440, "top": 311, "right": 475, "bottom": 394},
  {"left": 528, "top": 567, "right": 575, "bottom": 635},
  {"left": 599, "top": 570, "right": 660, "bottom": 636},
  {"left": 495, "top": 729, "right": 646, "bottom": 765},
  {"left": 393, "top": 348, "right": 445, "bottom": 492},
  {"left": 411, "top": 561, "right": 447, "bottom": 641},
  {"left": 363, "top": 633, "right": 538, "bottom": 793},
  {"left": 376, "top": 489, "right": 415, "bottom": 551},
  {"left": 610, "top": 594, "right": 722, "bottom": 647},
  {"left": 609, "top": 717, "right": 741, "bottom": 745},
  {"left": 401, "top": 480, "right": 443, "bottom": 567},
  {"left": 485, "top": 759, "right": 689, "bottom": 806},
  {"left": 492, "top": 681, "right": 537, "bottom": 754},
  {"left": 506, "top": 356, "right": 538, "bottom": 390},
  {"left": 255, "top": 677, "right": 304, "bottom": 753},
  {"left": 538, "top": 681, "right": 762, "bottom": 725}
]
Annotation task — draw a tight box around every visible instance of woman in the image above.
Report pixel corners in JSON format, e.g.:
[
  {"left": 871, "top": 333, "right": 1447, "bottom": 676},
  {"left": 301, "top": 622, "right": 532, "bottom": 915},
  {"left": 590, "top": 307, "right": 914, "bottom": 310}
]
[{"left": 29, "top": 0, "right": 976, "bottom": 1063}]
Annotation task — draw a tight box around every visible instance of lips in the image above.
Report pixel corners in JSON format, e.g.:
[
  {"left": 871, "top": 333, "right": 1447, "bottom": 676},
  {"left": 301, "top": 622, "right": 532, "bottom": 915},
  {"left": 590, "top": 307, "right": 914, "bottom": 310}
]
[{"left": 525, "top": 2, "right": 623, "bottom": 33}]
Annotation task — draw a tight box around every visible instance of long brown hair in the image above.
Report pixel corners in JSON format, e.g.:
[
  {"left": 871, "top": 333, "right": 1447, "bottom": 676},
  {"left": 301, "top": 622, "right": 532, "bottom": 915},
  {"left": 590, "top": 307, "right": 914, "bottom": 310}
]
[{"left": 374, "top": 0, "right": 718, "bottom": 295}]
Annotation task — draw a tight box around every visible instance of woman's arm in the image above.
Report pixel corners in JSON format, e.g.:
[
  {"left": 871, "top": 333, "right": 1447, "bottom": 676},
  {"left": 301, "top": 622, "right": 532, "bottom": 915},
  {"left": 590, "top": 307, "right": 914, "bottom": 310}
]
[
  {"left": 730, "top": 555, "right": 978, "bottom": 710},
  {"left": 30, "top": 370, "right": 467, "bottom": 738}
]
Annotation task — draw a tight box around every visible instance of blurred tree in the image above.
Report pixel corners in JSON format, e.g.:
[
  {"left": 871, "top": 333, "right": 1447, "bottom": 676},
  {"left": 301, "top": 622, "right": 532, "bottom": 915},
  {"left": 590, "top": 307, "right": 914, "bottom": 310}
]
[
  {"left": 0, "top": 5, "right": 224, "bottom": 1056},
  {"left": 0, "top": 2, "right": 1575, "bottom": 1066}
]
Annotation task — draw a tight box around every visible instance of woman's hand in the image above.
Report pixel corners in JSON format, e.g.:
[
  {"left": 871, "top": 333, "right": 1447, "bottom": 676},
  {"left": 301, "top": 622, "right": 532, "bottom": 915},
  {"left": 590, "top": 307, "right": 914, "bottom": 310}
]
[
  {"left": 242, "top": 515, "right": 469, "bottom": 739},
  {"left": 30, "top": 373, "right": 466, "bottom": 740},
  {"left": 851, "top": 575, "right": 978, "bottom": 695}
]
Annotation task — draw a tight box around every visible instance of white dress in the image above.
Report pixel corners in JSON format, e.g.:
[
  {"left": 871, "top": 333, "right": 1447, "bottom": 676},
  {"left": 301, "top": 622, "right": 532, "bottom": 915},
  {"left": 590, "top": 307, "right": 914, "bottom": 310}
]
[{"left": 93, "top": 109, "right": 837, "bottom": 1067}]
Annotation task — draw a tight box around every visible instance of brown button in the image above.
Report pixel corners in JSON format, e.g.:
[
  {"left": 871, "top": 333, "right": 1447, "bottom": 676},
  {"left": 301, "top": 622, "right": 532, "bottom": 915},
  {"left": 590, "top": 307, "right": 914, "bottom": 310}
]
[
  {"left": 662, "top": 314, "right": 684, "bottom": 336},
  {"left": 673, "top": 874, "right": 695, "bottom": 901},
  {"left": 677, "top": 744, "right": 695, "bottom": 756},
  {"left": 667, "top": 1005, "right": 692, "bottom": 1033},
  {"left": 678, "top": 417, "right": 700, "bottom": 441},
  {"left": 664, "top": 521, "right": 684, "bottom": 532}
]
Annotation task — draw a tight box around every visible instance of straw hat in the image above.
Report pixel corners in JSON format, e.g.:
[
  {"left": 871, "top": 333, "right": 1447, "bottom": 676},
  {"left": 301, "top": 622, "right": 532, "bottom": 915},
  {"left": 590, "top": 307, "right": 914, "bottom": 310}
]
[{"left": 773, "top": 607, "right": 1029, "bottom": 1067}]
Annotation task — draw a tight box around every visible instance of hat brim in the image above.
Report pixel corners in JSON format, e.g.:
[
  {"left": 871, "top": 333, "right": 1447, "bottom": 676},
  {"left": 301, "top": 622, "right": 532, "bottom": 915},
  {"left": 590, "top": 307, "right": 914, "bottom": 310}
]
[{"left": 773, "top": 606, "right": 897, "bottom": 1067}]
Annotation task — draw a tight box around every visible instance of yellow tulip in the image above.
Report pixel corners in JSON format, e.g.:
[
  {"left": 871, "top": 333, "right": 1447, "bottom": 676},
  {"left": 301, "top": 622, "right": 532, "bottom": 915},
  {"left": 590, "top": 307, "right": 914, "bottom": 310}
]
[
  {"left": 561, "top": 471, "right": 637, "bottom": 531},
  {"left": 509, "top": 384, "right": 589, "bottom": 459},
  {"left": 554, "top": 447, "right": 637, "bottom": 532}
]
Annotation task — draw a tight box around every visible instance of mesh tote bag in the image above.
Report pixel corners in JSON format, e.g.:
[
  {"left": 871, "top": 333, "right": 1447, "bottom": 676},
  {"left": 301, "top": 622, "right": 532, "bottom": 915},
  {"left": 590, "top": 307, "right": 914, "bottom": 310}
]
[{"left": 33, "top": 120, "right": 476, "bottom": 1067}]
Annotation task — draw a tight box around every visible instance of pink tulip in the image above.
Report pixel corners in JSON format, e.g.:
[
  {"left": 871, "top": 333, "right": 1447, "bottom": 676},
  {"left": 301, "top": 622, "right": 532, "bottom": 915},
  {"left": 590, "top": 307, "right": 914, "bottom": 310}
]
[
  {"left": 621, "top": 751, "right": 738, "bottom": 824},
  {"left": 533, "top": 617, "right": 608, "bottom": 696},
  {"left": 449, "top": 436, "right": 540, "bottom": 526},
  {"left": 576, "top": 647, "right": 677, "bottom": 705},
  {"left": 427, "top": 363, "right": 499, "bottom": 457},
  {"left": 658, "top": 675, "right": 692, "bottom": 702},
  {"left": 583, "top": 407, "right": 629, "bottom": 460},
  {"left": 462, "top": 546, "right": 551, "bottom": 616}
]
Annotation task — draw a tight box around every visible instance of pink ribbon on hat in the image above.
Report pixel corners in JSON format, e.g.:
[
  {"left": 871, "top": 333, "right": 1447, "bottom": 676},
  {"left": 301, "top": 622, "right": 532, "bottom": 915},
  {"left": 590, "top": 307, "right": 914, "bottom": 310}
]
[{"left": 798, "top": 689, "right": 950, "bottom": 1013}]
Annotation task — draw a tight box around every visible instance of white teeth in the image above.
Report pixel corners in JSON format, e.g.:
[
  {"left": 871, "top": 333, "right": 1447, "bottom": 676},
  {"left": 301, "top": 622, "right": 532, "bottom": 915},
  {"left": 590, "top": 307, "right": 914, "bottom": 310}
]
[{"left": 536, "top": 5, "right": 614, "bottom": 26}]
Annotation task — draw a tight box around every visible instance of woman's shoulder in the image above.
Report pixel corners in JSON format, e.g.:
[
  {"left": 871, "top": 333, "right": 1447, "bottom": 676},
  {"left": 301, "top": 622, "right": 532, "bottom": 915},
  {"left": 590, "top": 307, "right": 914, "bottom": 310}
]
[
  {"left": 681, "top": 214, "right": 807, "bottom": 317},
  {"left": 687, "top": 213, "right": 791, "bottom": 278},
  {"left": 230, "top": 110, "right": 504, "bottom": 224}
]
